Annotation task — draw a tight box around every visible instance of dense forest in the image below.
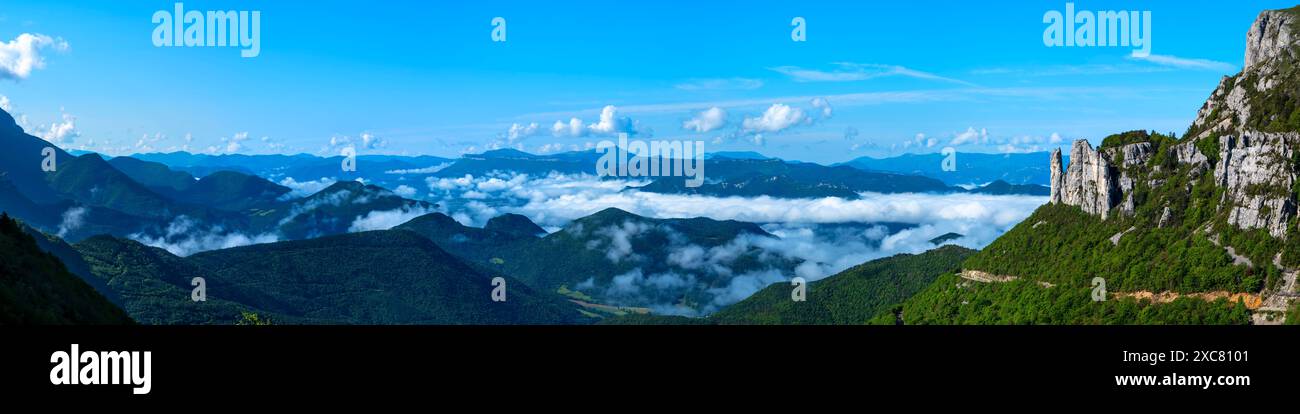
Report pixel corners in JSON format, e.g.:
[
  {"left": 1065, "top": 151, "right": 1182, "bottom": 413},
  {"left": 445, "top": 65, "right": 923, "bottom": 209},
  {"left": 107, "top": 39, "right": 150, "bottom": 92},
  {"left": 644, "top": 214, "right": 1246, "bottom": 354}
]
[
  {"left": 901, "top": 273, "right": 1252, "bottom": 325},
  {"left": 0, "top": 214, "right": 133, "bottom": 325}
]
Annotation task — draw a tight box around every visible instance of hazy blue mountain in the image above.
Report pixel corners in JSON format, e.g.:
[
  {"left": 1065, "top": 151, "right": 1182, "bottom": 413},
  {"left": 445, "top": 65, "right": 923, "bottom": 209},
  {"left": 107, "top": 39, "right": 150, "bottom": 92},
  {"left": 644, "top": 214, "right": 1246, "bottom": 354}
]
[
  {"left": 707, "top": 151, "right": 771, "bottom": 160},
  {"left": 170, "top": 171, "right": 290, "bottom": 211},
  {"left": 131, "top": 151, "right": 454, "bottom": 181},
  {"left": 0, "top": 174, "right": 54, "bottom": 227},
  {"left": 394, "top": 212, "right": 541, "bottom": 263},
  {"left": 432, "top": 149, "right": 598, "bottom": 178},
  {"left": 0, "top": 109, "right": 68, "bottom": 204},
  {"left": 107, "top": 156, "right": 198, "bottom": 193},
  {"left": 632, "top": 157, "right": 957, "bottom": 199},
  {"left": 969, "top": 180, "right": 1050, "bottom": 196},
  {"left": 44, "top": 153, "right": 179, "bottom": 220},
  {"left": 274, "top": 181, "right": 436, "bottom": 240},
  {"left": 483, "top": 213, "right": 549, "bottom": 238},
  {"left": 839, "top": 151, "right": 1066, "bottom": 186}
]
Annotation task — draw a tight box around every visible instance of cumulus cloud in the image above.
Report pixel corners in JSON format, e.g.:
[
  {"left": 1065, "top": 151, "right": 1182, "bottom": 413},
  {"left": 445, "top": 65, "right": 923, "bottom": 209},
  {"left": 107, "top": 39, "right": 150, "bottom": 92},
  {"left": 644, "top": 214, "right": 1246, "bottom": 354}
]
[
  {"left": 0, "top": 33, "right": 69, "bottom": 81},
  {"left": 323, "top": 132, "right": 387, "bottom": 154},
  {"left": 0, "top": 95, "right": 10, "bottom": 112},
  {"left": 587, "top": 105, "right": 636, "bottom": 135},
  {"left": 810, "top": 97, "right": 833, "bottom": 118},
  {"left": 393, "top": 185, "right": 417, "bottom": 198},
  {"left": 551, "top": 117, "right": 586, "bottom": 138},
  {"left": 37, "top": 111, "right": 78, "bottom": 144},
  {"left": 506, "top": 122, "right": 542, "bottom": 142},
  {"left": 682, "top": 106, "right": 727, "bottom": 133},
  {"left": 222, "top": 132, "right": 250, "bottom": 153},
  {"left": 742, "top": 103, "right": 807, "bottom": 133},
  {"left": 949, "top": 127, "right": 989, "bottom": 146},
  {"left": 129, "top": 216, "right": 278, "bottom": 257},
  {"left": 544, "top": 105, "right": 640, "bottom": 138},
  {"left": 134, "top": 133, "right": 167, "bottom": 153}
]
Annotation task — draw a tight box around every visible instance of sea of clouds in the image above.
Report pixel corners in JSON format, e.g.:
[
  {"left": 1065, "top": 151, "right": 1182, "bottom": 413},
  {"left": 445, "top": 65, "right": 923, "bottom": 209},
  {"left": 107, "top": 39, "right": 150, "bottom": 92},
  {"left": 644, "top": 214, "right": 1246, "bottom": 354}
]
[
  {"left": 418, "top": 171, "right": 1047, "bottom": 314},
  {"left": 119, "top": 169, "right": 1045, "bottom": 312}
]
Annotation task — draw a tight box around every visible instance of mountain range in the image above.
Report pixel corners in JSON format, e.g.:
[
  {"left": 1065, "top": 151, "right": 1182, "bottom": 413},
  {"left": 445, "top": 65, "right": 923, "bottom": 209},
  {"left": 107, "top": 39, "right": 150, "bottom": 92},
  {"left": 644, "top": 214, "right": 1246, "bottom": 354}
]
[{"left": 13, "top": 7, "right": 1300, "bottom": 326}]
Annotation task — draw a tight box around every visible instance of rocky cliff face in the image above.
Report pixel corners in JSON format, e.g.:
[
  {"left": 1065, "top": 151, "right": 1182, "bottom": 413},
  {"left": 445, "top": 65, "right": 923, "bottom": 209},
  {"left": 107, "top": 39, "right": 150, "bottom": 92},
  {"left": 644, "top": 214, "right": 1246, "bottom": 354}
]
[
  {"left": 1051, "top": 8, "right": 1300, "bottom": 239},
  {"left": 1245, "top": 9, "right": 1297, "bottom": 70},
  {"left": 1049, "top": 140, "right": 1157, "bottom": 220},
  {"left": 1050, "top": 141, "right": 1118, "bottom": 219},
  {"left": 1215, "top": 132, "right": 1297, "bottom": 238}
]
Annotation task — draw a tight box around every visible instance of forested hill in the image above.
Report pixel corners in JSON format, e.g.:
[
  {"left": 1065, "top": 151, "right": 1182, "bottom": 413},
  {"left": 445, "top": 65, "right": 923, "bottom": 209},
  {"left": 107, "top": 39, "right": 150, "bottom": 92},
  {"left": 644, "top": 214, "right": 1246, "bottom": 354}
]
[{"left": 0, "top": 214, "right": 133, "bottom": 325}]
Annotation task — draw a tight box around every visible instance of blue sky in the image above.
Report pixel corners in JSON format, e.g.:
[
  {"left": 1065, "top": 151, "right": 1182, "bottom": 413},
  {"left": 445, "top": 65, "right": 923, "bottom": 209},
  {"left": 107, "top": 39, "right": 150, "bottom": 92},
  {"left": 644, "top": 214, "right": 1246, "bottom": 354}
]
[{"left": 0, "top": 0, "right": 1293, "bottom": 163}]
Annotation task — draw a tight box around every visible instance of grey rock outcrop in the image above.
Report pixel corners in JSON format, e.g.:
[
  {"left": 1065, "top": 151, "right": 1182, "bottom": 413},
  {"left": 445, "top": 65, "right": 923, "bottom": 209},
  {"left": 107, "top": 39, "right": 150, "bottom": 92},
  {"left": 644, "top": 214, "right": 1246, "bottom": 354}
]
[
  {"left": 1050, "top": 140, "right": 1121, "bottom": 219},
  {"left": 1245, "top": 9, "right": 1297, "bottom": 70},
  {"left": 1051, "top": 8, "right": 1300, "bottom": 240},
  {"left": 1215, "top": 132, "right": 1297, "bottom": 238}
]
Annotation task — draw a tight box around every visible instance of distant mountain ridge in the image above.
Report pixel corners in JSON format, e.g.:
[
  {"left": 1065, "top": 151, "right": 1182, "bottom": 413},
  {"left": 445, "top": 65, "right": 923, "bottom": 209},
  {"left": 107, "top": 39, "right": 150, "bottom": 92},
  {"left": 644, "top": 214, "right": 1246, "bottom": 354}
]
[
  {"left": 839, "top": 151, "right": 1065, "bottom": 187},
  {"left": 74, "top": 229, "right": 586, "bottom": 325}
]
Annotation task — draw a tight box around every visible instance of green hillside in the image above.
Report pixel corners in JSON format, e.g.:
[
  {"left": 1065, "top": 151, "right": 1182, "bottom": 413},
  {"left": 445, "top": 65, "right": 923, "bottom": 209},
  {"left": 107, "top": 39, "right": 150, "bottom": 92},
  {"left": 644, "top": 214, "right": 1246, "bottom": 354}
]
[
  {"left": 709, "top": 245, "right": 974, "bottom": 325},
  {"left": 0, "top": 214, "right": 133, "bottom": 325},
  {"left": 75, "top": 229, "right": 586, "bottom": 325},
  {"left": 492, "top": 208, "right": 787, "bottom": 308},
  {"left": 900, "top": 273, "right": 1252, "bottom": 325}
]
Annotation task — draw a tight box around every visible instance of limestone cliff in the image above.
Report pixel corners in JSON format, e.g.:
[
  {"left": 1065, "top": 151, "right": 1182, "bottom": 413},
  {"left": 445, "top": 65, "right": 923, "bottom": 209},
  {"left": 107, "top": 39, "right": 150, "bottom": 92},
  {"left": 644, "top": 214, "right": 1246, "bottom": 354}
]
[{"left": 1051, "top": 7, "right": 1300, "bottom": 239}]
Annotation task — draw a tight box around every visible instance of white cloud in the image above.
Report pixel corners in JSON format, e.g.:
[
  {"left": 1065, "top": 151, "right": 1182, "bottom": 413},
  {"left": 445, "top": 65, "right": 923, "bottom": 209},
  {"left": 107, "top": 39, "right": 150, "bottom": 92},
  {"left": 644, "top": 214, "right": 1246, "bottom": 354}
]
[
  {"left": 277, "top": 177, "right": 338, "bottom": 198},
  {"left": 56, "top": 206, "right": 87, "bottom": 238},
  {"left": 742, "top": 103, "right": 807, "bottom": 133},
  {"left": 416, "top": 172, "right": 1045, "bottom": 314},
  {"left": 810, "top": 97, "right": 833, "bottom": 118},
  {"left": 222, "top": 132, "right": 250, "bottom": 153},
  {"left": 506, "top": 122, "right": 542, "bottom": 142},
  {"left": 547, "top": 105, "right": 638, "bottom": 138},
  {"left": 771, "top": 63, "right": 975, "bottom": 86},
  {"left": 323, "top": 132, "right": 386, "bottom": 154},
  {"left": 551, "top": 117, "right": 586, "bottom": 137},
  {"left": 360, "top": 132, "right": 385, "bottom": 150},
  {"left": 682, "top": 106, "right": 727, "bottom": 133},
  {"left": 129, "top": 216, "right": 278, "bottom": 257},
  {"left": 0, "top": 95, "right": 10, "bottom": 112},
  {"left": 348, "top": 205, "right": 437, "bottom": 232},
  {"left": 949, "top": 127, "right": 989, "bottom": 146},
  {"left": 37, "top": 111, "right": 78, "bottom": 144},
  {"left": 393, "top": 185, "right": 417, "bottom": 198},
  {"left": 1128, "top": 54, "right": 1236, "bottom": 72},
  {"left": 0, "top": 33, "right": 69, "bottom": 80},
  {"left": 586, "top": 105, "right": 634, "bottom": 135},
  {"left": 385, "top": 163, "right": 451, "bottom": 175}
]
